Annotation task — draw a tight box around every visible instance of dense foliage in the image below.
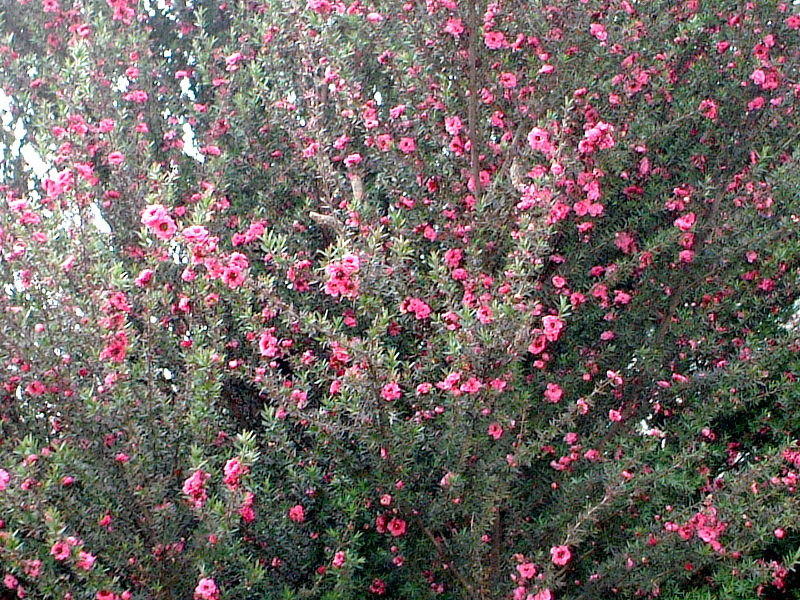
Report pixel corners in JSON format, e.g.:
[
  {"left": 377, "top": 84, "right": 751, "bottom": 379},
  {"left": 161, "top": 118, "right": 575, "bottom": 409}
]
[{"left": 2, "top": 0, "right": 800, "bottom": 598}]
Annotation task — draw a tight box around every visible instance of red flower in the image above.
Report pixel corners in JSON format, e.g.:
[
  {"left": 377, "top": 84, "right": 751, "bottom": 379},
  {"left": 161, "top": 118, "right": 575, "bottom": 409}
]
[{"left": 387, "top": 517, "right": 407, "bottom": 537}]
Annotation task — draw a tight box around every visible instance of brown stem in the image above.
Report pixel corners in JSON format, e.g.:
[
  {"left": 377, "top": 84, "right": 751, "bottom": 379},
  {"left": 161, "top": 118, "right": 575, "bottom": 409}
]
[{"left": 421, "top": 523, "right": 484, "bottom": 600}]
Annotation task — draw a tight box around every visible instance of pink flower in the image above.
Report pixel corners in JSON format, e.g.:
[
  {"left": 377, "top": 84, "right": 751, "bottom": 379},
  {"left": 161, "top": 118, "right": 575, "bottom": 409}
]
[
  {"left": 542, "top": 315, "right": 564, "bottom": 342},
  {"left": 398, "top": 137, "right": 416, "bottom": 154},
  {"left": 194, "top": 577, "right": 220, "bottom": 600},
  {"left": 182, "top": 470, "right": 210, "bottom": 509},
  {"left": 381, "top": 381, "right": 402, "bottom": 401},
  {"left": 699, "top": 99, "right": 718, "bottom": 120},
  {"left": 484, "top": 30, "right": 507, "bottom": 49},
  {"left": 225, "top": 52, "right": 243, "bottom": 71},
  {"left": 134, "top": 269, "right": 154, "bottom": 287},
  {"left": 0, "top": 469, "right": 9, "bottom": 491},
  {"left": 387, "top": 517, "right": 407, "bottom": 537},
  {"left": 517, "top": 562, "right": 537, "bottom": 579},
  {"left": 123, "top": 90, "right": 148, "bottom": 103},
  {"left": 444, "top": 17, "right": 464, "bottom": 37},
  {"left": 674, "top": 212, "right": 696, "bottom": 231},
  {"left": 550, "top": 545, "right": 572, "bottom": 566},
  {"left": 527, "top": 127, "right": 554, "bottom": 155},
  {"left": 544, "top": 383, "right": 563, "bottom": 403},
  {"left": 239, "top": 491, "right": 256, "bottom": 523},
  {"left": 750, "top": 69, "right": 766, "bottom": 86},
  {"left": 289, "top": 504, "right": 306, "bottom": 523},
  {"left": 590, "top": 23, "right": 608, "bottom": 42},
  {"left": 332, "top": 551, "right": 346, "bottom": 567},
  {"left": 141, "top": 204, "right": 177, "bottom": 241},
  {"left": 488, "top": 422, "right": 504, "bottom": 440},
  {"left": 343, "top": 153, "right": 362, "bottom": 168},
  {"left": 21, "top": 560, "right": 40, "bottom": 579},
  {"left": 107, "top": 151, "right": 125, "bottom": 165},
  {"left": 401, "top": 297, "right": 432, "bottom": 320},
  {"left": 76, "top": 551, "right": 96, "bottom": 570},
  {"left": 445, "top": 115, "right": 463, "bottom": 136},
  {"left": 499, "top": 72, "right": 517, "bottom": 89},
  {"left": 50, "top": 541, "right": 71, "bottom": 561},
  {"left": 223, "top": 458, "right": 249, "bottom": 490}
]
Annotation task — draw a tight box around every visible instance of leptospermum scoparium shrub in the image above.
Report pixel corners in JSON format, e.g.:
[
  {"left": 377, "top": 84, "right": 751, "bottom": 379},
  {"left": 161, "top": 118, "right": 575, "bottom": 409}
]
[{"left": 2, "top": 0, "right": 800, "bottom": 599}]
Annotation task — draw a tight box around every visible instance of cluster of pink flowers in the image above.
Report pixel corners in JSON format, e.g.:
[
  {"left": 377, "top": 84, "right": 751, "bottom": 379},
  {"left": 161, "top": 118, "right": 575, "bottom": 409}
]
[
  {"left": 141, "top": 204, "right": 177, "bottom": 241},
  {"left": 578, "top": 121, "right": 615, "bottom": 154},
  {"left": 222, "top": 458, "right": 249, "bottom": 490},
  {"left": 664, "top": 504, "right": 728, "bottom": 553},
  {"left": 400, "top": 297, "right": 432, "bottom": 320},
  {"left": 182, "top": 470, "right": 211, "bottom": 509},
  {"left": 231, "top": 220, "right": 266, "bottom": 246},
  {"left": 323, "top": 253, "right": 360, "bottom": 298},
  {"left": 239, "top": 491, "right": 256, "bottom": 523}
]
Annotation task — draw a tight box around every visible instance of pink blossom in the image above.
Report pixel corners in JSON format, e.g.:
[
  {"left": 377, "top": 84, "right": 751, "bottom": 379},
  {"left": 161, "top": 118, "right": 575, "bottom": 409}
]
[
  {"left": 750, "top": 69, "right": 766, "bottom": 85},
  {"left": 182, "top": 470, "right": 210, "bottom": 509},
  {"left": 343, "top": 153, "right": 362, "bottom": 168},
  {"left": 445, "top": 115, "right": 463, "bottom": 135},
  {"left": 239, "top": 491, "right": 256, "bottom": 523},
  {"left": 527, "top": 127, "right": 554, "bottom": 155},
  {"left": 387, "top": 517, "right": 407, "bottom": 537},
  {"left": 123, "top": 90, "right": 148, "bottom": 103},
  {"left": 542, "top": 315, "right": 564, "bottom": 342},
  {"left": 590, "top": 23, "right": 608, "bottom": 42},
  {"left": 381, "top": 381, "right": 402, "bottom": 401},
  {"left": 194, "top": 578, "right": 220, "bottom": 600},
  {"left": 225, "top": 52, "right": 243, "bottom": 71},
  {"left": 398, "top": 137, "right": 416, "bottom": 154},
  {"left": 550, "top": 545, "right": 572, "bottom": 566},
  {"left": 76, "top": 551, "right": 96, "bottom": 570},
  {"left": 488, "top": 422, "right": 503, "bottom": 440},
  {"left": 223, "top": 458, "right": 249, "bottom": 490},
  {"left": 332, "top": 551, "right": 346, "bottom": 567},
  {"left": 289, "top": 504, "right": 305, "bottom": 522},
  {"left": 674, "top": 212, "right": 696, "bottom": 231},
  {"left": 0, "top": 469, "right": 9, "bottom": 491},
  {"left": 134, "top": 269, "right": 154, "bottom": 287},
  {"left": 517, "top": 562, "right": 537, "bottom": 579},
  {"left": 460, "top": 377, "right": 483, "bottom": 394},
  {"left": 141, "top": 204, "right": 177, "bottom": 241},
  {"left": 107, "top": 151, "right": 125, "bottom": 165},
  {"left": 499, "top": 72, "right": 517, "bottom": 89},
  {"left": 50, "top": 541, "right": 71, "bottom": 561},
  {"left": 444, "top": 17, "right": 464, "bottom": 37},
  {"left": 699, "top": 99, "right": 718, "bottom": 120},
  {"left": 544, "top": 382, "right": 563, "bottom": 403},
  {"left": 401, "top": 297, "right": 432, "bottom": 320},
  {"left": 484, "top": 30, "right": 507, "bottom": 49}
]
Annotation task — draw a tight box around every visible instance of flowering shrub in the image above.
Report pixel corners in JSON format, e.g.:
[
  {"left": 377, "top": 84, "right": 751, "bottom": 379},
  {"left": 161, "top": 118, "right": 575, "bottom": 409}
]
[{"left": 2, "top": 0, "right": 800, "bottom": 599}]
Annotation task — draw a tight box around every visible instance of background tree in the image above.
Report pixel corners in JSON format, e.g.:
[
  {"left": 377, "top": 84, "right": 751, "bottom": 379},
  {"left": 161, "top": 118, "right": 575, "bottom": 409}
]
[{"left": 2, "top": 0, "right": 800, "bottom": 599}]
